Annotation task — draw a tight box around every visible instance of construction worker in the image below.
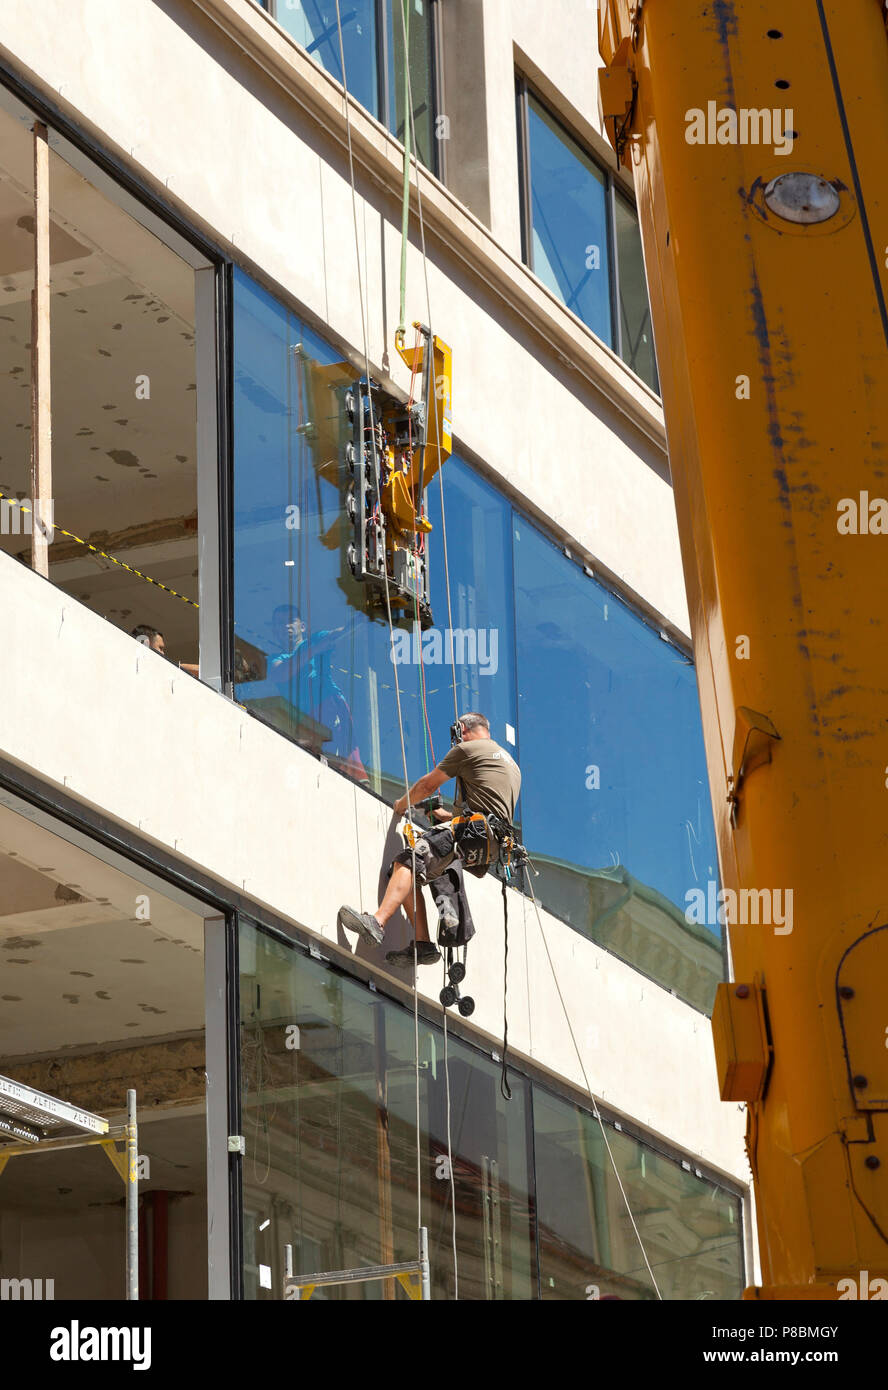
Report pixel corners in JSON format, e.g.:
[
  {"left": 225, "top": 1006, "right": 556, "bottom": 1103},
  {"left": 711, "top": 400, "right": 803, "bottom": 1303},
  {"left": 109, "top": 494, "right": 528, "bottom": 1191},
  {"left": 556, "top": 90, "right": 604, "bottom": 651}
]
[
  {"left": 338, "top": 711, "right": 521, "bottom": 965},
  {"left": 131, "top": 624, "right": 199, "bottom": 676}
]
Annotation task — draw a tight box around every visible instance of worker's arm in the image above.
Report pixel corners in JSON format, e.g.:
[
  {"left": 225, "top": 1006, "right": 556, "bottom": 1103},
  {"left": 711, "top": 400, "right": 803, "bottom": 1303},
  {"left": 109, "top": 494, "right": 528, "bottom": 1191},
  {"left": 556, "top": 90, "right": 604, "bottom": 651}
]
[{"left": 393, "top": 767, "right": 448, "bottom": 817}]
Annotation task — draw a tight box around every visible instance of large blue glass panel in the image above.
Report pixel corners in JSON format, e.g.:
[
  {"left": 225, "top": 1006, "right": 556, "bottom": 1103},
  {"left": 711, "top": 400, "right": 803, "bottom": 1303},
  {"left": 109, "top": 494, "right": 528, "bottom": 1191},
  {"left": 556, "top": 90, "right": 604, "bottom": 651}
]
[
  {"left": 232, "top": 269, "right": 516, "bottom": 800},
  {"left": 513, "top": 517, "right": 722, "bottom": 1011},
  {"left": 526, "top": 95, "right": 612, "bottom": 344},
  {"left": 423, "top": 466, "right": 518, "bottom": 771}
]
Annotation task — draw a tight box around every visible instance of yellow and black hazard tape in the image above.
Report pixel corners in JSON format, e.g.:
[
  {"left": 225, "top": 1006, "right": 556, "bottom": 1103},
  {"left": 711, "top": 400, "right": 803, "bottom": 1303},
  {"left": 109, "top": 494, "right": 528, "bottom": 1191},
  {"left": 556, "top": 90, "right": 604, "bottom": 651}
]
[{"left": 0, "top": 491, "right": 200, "bottom": 609}]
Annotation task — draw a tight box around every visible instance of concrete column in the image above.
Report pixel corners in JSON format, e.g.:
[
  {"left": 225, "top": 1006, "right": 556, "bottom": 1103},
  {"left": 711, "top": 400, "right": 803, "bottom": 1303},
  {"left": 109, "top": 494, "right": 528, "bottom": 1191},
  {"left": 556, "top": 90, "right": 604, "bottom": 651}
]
[{"left": 438, "top": 0, "right": 522, "bottom": 256}]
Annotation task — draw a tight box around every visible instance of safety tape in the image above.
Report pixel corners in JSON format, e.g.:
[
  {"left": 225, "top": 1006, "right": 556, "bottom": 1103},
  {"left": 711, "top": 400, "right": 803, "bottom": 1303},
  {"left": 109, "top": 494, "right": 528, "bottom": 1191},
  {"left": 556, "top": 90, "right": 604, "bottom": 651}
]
[{"left": 0, "top": 491, "right": 199, "bottom": 609}]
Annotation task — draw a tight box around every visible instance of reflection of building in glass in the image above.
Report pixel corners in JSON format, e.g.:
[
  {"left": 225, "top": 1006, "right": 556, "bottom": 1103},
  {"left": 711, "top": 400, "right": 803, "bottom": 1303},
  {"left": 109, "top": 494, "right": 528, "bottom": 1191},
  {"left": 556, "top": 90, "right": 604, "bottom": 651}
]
[
  {"left": 530, "top": 858, "right": 723, "bottom": 1016},
  {"left": 239, "top": 926, "right": 743, "bottom": 1302},
  {"left": 0, "top": 0, "right": 749, "bottom": 1306}
]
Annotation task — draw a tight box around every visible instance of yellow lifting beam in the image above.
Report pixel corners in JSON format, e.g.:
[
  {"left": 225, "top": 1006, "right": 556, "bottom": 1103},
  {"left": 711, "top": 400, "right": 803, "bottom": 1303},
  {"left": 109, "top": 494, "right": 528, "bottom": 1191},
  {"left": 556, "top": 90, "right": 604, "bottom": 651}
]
[{"left": 599, "top": 0, "right": 888, "bottom": 1296}]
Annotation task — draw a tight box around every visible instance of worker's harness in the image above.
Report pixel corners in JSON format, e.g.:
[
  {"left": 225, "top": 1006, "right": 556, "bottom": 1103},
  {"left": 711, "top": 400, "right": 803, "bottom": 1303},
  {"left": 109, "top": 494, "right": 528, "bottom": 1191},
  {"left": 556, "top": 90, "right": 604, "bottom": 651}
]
[{"left": 405, "top": 721, "right": 529, "bottom": 1102}]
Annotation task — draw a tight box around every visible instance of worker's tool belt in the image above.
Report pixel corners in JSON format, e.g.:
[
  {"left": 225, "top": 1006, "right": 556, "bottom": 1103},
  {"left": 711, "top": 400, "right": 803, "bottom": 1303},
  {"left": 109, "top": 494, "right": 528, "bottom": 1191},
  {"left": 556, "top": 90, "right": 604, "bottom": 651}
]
[{"left": 451, "top": 807, "right": 512, "bottom": 871}]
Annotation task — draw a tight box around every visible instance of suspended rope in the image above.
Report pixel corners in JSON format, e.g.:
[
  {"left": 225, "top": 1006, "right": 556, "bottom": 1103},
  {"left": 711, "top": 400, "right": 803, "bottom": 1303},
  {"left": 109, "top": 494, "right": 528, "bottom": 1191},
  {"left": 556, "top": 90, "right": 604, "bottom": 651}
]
[
  {"left": 394, "top": 3, "right": 459, "bottom": 724},
  {"left": 390, "top": 11, "right": 657, "bottom": 1302},
  {"left": 523, "top": 867, "right": 663, "bottom": 1300},
  {"left": 395, "top": 0, "right": 461, "bottom": 1296},
  {"left": 334, "top": 0, "right": 426, "bottom": 1278}
]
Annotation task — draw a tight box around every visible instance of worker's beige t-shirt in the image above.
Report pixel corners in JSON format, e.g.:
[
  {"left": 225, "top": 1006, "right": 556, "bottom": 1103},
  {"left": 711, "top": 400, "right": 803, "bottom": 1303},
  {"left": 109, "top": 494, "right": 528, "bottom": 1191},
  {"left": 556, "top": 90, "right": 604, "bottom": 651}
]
[{"left": 437, "top": 738, "right": 521, "bottom": 822}]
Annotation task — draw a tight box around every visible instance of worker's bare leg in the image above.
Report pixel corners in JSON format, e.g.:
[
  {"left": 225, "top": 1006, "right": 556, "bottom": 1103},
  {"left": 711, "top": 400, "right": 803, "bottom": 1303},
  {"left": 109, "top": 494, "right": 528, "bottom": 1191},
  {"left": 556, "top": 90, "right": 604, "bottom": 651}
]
[{"left": 375, "top": 864, "right": 430, "bottom": 942}]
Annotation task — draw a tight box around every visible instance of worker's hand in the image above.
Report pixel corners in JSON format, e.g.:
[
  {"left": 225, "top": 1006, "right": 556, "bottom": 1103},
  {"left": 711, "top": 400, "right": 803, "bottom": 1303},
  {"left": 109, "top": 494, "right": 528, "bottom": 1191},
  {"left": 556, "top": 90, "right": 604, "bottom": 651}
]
[
  {"left": 432, "top": 806, "right": 452, "bottom": 823},
  {"left": 393, "top": 794, "right": 408, "bottom": 816}
]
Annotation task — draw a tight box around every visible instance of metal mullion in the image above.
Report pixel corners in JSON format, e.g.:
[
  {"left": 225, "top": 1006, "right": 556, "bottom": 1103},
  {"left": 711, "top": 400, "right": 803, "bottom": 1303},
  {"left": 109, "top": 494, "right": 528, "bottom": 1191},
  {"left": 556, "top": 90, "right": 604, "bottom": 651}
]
[
  {"left": 606, "top": 170, "right": 622, "bottom": 359},
  {"left": 217, "top": 262, "right": 236, "bottom": 698},
  {"left": 429, "top": 0, "right": 444, "bottom": 181},
  {"left": 528, "top": 1081, "right": 543, "bottom": 1300},
  {"left": 227, "top": 912, "right": 245, "bottom": 1298},
  {"left": 516, "top": 78, "right": 532, "bottom": 268},
  {"left": 378, "top": 0, "right": 391, "bottom": 135}
]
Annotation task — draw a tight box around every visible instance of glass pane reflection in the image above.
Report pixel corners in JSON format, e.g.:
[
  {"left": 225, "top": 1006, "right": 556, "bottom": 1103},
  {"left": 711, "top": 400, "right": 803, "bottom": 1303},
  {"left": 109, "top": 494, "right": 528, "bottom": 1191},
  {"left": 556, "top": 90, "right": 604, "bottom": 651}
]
[
  {"left": 514, "top": 517, "right": 722, "bottom": 1011},
  {"left": 239, "top": 922, "right": 534, "bottom": 1300},
  {"left": 527, "top": 95, "right": 612, "bottom": 343},
  {"left": 615, "top": 195, "right": 658, "bottom": 392},
  {"left": 534, "top": 1087, "right": 744, "bottom": 1301},
  {"left": 239, "top": 922, "right": 743, "bottom": 1300}
]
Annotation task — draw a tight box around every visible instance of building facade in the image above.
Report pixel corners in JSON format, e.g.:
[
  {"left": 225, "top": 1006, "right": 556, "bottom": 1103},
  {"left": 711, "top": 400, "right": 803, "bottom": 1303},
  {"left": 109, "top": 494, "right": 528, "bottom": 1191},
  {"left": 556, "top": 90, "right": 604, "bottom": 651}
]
[{"left": 0, "top": 0, "right": 751, "bottom": 1300}]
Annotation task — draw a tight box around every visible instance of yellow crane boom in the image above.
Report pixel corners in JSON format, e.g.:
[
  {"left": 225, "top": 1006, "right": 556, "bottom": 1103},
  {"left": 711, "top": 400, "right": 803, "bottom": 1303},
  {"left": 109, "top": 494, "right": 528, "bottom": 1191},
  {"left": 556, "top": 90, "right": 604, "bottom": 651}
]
[{"left": 599, "top": 0, "right": 888, "bottom": 1297}]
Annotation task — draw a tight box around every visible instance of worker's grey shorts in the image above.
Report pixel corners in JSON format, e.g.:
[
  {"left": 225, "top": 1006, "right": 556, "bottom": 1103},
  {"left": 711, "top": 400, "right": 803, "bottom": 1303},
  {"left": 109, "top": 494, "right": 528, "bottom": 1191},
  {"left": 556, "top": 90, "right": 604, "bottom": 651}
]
[{"left": 392, "top": 825, "right": 458, "bottom": 885}]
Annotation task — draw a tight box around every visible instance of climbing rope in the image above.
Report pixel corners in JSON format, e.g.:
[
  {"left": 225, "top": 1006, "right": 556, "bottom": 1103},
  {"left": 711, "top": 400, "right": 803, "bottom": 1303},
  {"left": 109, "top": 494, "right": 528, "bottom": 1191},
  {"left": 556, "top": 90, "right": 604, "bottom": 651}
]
[
  {"left": 394, "top": 0, "right": 462, "bottom": 1298},
  {"left": 334, "top": 0, "right": 427, "bottom": 1281},
  {"left": 396, "top": 0, "right": 411, "bottom": 344},
  {"left": 394, "top": 2, "right": 460, "bottom": 727}
]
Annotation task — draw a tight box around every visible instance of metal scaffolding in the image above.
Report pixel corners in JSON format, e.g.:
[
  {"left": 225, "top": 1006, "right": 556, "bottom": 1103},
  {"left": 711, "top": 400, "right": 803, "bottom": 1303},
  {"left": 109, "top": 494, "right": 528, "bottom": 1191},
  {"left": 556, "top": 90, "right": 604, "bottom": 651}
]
[
  {"left": 0, "top": 1077, "right": 139, "bottom": 1300},
  {"left": 282, "top": 1226, "right": 430, "bottom": 1301}
]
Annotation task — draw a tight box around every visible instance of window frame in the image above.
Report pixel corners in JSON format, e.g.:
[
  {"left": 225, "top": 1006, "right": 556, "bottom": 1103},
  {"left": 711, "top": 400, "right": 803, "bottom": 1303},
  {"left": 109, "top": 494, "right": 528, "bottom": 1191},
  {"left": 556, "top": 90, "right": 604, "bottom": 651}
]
[
  {"left": 612, "top": 183, "right": 660, "bottom": 394},
  {"left": 515, "top": 74, "right": 656, "bottom": 392},
  {"left": 263, "top": 0, "right": 442, "bottom": 177}
]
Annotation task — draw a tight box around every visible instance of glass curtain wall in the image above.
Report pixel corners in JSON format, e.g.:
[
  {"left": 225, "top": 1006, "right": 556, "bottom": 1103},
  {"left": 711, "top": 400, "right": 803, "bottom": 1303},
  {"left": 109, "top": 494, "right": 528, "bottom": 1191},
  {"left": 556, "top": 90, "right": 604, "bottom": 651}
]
[
  {"left": 232, "top": 267, "right": 719, "bottom": 1009},
  {"left": 239, "top": 921, "right": 743, "bottom": 1300},
  {"left": 232, "top": 269, "right": 516, "bottom": 795},
  {"left": 513, "top": 518, "right": 721, "bottom": 1012},
  {"left": 525, "top": 93, "right": 612, "bottom": 346},
  {"left": 519, "top": 85, "right": 659, "bottom": 393},
  {"left": 533, "top": 1088, "right": 744, "bottom": 1301},
  {"left": 239, "top": 921, "right": 534, "bottom": 1300}
]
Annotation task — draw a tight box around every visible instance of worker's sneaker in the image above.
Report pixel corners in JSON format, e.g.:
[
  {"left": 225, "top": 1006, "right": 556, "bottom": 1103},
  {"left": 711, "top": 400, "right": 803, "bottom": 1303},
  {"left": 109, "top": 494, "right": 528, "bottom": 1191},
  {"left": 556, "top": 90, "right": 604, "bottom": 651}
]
[
  {"left": 338, "top": 906, "right": 384, "bottom": 946},
  {"left": 385, "top": 940, "right": 442, "bottom": 967}
]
